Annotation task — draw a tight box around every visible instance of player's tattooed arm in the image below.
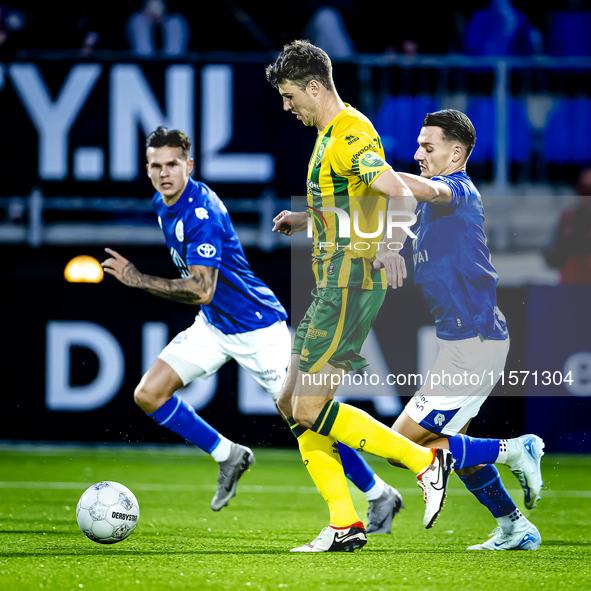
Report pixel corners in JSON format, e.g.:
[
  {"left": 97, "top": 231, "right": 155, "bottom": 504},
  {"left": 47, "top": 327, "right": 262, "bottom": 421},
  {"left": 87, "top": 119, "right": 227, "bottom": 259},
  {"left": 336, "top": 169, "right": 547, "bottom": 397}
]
[{"left": 101, "top": 248, "right": 218, "bottom": 305}]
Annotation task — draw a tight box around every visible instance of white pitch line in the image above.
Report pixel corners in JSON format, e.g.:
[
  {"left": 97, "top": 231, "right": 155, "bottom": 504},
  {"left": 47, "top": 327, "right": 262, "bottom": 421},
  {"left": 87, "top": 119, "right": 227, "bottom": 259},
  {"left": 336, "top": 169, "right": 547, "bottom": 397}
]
[{"left": 0, "top": 481, "right": 591, "bottom": 498}]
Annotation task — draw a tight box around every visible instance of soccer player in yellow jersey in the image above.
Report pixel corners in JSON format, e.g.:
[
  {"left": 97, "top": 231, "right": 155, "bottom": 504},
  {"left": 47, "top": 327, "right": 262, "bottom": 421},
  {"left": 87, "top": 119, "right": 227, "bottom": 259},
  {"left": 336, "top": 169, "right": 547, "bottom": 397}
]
[{"left": 266, "top": 40, "right": 454, "bottom": 552}]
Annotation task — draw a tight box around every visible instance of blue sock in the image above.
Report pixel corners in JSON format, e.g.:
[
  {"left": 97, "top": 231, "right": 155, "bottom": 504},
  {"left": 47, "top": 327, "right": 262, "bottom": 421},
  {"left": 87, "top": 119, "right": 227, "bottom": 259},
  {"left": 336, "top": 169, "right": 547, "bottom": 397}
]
[
  {"left": 448, "top": 434, "right": 500, "bottom": 470},
  {"left": 148, "top": 394, "right": 221, "bottom": 454},
  {"left": 459, "top": 464, "right": 517, "bottom": 518},
  {"left": 338, "top": 443, "right": 376, "bottom": 493}
]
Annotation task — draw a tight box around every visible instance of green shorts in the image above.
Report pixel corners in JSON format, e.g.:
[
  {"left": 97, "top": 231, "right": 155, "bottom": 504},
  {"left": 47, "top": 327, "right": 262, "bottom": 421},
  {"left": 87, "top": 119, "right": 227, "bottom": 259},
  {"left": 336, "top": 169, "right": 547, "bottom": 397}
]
[{"left": 293, "top": 287, "right": 386, "bottom": 374}]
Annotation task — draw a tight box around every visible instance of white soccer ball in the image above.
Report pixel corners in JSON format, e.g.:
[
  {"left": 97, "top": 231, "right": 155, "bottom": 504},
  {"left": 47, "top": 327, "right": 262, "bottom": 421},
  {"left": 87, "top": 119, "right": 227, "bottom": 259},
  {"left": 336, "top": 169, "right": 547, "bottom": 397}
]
[{"left": 76, "top": 481, "right": 140, "bottom": 544}]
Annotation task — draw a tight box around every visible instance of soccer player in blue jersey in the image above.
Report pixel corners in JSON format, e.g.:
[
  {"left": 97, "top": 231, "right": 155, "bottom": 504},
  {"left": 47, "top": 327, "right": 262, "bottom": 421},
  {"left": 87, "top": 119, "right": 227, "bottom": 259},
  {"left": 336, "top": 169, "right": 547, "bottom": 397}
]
[
  {"left": 381, "top": 109, "right": 544, "bottom": 550},
  {"left": 101, "top": 127, "right": 291, "bottom": 512}
]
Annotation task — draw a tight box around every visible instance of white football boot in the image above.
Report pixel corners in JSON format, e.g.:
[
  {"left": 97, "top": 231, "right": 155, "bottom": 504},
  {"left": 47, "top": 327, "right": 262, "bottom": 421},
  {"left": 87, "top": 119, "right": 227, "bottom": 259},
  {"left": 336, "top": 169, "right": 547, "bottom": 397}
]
[
  {"left": 210, "top": 443, "right": 254, "bottom": 511},
  {"left": 417, "top": 448, "right": 454, "bottom": 529},
  {"left": 291, "top": 523, "right": 367, "bottom": 552},
  {"left": 506, "top": 434, "right": 545, "bottom": 509},
  {"left": 366, "top": 486, "right": 404, "bottom": 535},
  {"left": 467, "top": 521, "right": 541, "bottom": 551}
]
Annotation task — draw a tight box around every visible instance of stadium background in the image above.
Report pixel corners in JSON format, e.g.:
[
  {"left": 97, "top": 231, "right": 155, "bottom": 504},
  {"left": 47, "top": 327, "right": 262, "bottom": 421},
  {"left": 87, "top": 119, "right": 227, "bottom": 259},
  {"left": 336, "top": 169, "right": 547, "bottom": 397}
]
[{"left": 2, "top": 0, "right": 591, "bottom": 454}]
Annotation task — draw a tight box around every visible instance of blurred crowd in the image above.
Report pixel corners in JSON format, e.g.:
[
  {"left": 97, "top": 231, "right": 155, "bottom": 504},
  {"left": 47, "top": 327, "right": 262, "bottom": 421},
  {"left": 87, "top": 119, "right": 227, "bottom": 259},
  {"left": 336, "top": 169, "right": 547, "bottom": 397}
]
[
  {"left": 3, "top": 0, "right": 591, "bottom": 59},
  {"left": 545, "top": 168, "right": 591, "bottom": 284}
]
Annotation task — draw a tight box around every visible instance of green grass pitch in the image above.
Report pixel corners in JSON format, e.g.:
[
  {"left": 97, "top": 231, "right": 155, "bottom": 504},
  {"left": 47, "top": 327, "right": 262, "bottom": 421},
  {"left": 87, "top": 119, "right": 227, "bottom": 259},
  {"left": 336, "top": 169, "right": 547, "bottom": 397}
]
[{"left": 1, "top": 445, "right": 590, "bottom": 591}]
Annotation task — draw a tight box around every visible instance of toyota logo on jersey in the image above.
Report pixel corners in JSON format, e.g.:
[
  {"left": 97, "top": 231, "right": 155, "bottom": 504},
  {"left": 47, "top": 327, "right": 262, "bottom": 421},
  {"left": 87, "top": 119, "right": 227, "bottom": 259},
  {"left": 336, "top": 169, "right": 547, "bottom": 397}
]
[{"left": 197, "top": 243, "right": 216, "bottom": 258}]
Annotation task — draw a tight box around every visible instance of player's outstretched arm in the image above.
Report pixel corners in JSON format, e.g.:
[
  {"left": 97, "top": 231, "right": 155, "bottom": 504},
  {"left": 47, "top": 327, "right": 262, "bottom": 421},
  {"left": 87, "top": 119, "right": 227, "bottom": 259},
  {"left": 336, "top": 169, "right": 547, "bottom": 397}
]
[
  {"left": 397, "top": 172, "right": 453, "bottom": 205},
  {"left": 272, "top": 210, "right": 308, "bottom": 236},
  {"left": 101, "top": 248, "right": 218, "bottom": 305},
  {"left": 370, "top": 170, "right": 417, "bottom": 289}
]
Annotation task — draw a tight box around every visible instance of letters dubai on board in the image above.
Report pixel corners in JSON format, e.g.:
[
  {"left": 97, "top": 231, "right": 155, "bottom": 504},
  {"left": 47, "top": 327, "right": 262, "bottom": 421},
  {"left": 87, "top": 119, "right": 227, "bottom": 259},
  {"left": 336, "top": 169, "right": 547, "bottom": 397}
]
[{"left": 45, "top": 321, "right": 407, "bottom": 418}]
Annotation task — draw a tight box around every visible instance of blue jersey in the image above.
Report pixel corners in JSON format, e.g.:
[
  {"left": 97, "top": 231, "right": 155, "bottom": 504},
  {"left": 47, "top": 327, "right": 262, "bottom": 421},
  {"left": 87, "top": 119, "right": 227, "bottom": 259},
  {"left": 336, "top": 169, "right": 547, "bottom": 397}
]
[
  {"left": 404, "top": 171, "right": 508, "bottom": 341},
  {"left": 153, "top": 178, "right": 288, "bottom": 335}
]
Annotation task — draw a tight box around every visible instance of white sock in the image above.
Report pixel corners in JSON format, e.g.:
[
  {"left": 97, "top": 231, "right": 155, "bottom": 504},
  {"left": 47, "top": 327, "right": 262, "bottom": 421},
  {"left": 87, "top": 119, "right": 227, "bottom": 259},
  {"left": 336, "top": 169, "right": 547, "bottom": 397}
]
[
  {"left": 211, "top": 436, "right": 233, "bottom": 462},
  {"left": 505, "top": 438, "right": 523, "bottom": 465},
  {"left": 365, "top": 475, "right": 386, "bottom": 501},
  {"left": 496, "top": 509, "right": 526, "bottom": 534},
  {"left": 496, "top": 439, "right": 509, "bottom": 464}
]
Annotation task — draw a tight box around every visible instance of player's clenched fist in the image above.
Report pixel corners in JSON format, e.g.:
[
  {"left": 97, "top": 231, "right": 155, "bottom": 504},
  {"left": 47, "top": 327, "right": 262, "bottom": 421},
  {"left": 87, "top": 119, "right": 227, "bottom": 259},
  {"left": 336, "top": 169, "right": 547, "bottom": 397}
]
[{"left": 272, "top": 210, "right": 308, "bottom": 235}]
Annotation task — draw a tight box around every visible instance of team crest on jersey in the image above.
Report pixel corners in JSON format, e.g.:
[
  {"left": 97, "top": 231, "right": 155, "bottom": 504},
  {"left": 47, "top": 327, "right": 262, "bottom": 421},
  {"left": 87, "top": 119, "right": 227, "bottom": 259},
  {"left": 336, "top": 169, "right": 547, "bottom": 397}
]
[
  {"left": 434, "top": 413, "right": 446, "bottom": 427},
  {"left": 197, "top": 243, "right": 216, "bottom": 258},
  {"left": 326, "top": 262, "right": 336, "bottom": 275},
  {"left": 175, "top": 220, "right": 184, "bottom": 242},
  {"left": 315, "top": 143, "right": 326, "bottom": 167},
  {"left": 361, "top": 152, "right": 386, "bottom": 168},
  {"left": 195, "top": 207, "right": 209, "bottom": 220}
]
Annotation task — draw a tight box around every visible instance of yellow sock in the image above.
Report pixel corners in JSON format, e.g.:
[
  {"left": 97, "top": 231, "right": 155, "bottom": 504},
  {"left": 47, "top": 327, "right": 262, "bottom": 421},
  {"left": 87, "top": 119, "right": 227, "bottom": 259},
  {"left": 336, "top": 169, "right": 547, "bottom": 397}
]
[
  {"left": 314, "top": 401, "right": 434, "bottom": 475},
  {"left": 296, "top": 428, "right": 360, "bottom": 528}
]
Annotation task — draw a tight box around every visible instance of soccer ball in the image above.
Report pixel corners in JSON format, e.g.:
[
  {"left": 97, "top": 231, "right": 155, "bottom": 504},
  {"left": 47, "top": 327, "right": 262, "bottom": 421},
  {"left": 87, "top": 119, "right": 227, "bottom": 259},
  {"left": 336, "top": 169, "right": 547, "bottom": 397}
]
[{"left": 76, "top": 481, "right": 140, "bottom": 544}]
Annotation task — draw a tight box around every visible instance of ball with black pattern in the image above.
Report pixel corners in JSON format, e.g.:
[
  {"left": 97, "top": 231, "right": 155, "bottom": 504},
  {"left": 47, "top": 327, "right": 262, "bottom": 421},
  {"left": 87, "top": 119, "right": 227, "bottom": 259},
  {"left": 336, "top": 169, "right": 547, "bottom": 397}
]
[{"left": 76, "top": 481, "right": 140, "bottom": 544}]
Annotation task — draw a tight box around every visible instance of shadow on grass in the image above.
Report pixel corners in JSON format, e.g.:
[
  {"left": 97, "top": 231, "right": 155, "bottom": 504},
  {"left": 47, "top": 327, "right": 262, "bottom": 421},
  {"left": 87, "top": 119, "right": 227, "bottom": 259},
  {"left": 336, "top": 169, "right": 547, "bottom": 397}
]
[
  {"left": 2, "top": 548, "right": 467, "bottom": 558},
  {"left": 540, "top": 540, "right": 591, "bottom": 547},
  {"left": 0, "top": 530, "right": 77, "bottom": 535}
]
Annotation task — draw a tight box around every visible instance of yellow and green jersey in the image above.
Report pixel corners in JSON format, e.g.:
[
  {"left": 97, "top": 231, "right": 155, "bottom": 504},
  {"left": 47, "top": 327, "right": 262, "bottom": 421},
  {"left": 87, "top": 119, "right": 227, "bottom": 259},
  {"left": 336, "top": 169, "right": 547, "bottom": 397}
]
[{"left": 307, "top": 104, "right": 392, "bottom": 290}]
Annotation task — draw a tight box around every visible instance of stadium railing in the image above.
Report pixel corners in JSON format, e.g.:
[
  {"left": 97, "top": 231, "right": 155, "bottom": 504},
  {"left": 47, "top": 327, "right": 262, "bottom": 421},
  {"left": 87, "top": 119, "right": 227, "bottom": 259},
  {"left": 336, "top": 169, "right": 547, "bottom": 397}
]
[{"left": 2, "top": 51, "right": 590, "bottom": 255}]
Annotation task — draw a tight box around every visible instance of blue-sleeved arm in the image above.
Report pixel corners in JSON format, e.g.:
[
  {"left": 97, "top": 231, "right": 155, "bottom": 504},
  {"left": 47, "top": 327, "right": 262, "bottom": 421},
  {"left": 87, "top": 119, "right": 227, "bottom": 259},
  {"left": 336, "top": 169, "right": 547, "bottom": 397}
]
[{"left": 184, "top": 209, "right": 223, "bottom": 268}]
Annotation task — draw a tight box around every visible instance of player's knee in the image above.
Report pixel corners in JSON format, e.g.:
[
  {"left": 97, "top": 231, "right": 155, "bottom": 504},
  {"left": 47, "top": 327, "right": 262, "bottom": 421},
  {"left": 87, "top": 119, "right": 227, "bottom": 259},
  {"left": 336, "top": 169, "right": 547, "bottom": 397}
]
[
  {"left": 292, "top": 407, "right": 316, "bottom": 430},
  {"left": 134, "top": 383, "right": 155, "bottom": 412},
  {"left": 276, "top": 392, "right": 292, "bottom": 420}
]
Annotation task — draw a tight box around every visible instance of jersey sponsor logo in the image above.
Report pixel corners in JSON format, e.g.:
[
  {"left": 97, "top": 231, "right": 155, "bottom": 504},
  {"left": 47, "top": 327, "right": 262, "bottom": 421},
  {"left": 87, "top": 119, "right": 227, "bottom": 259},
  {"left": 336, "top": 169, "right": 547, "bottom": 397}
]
[
  {"left": 350, "top": 144, "right": 376, "bottom": 163},
  {"left": 315, "top": 143, "right": 326, "bottom": 167},
  {"left": 413, "top": 249, "right": 429, "bottom": 266},
  {"left": 175, "top": 220, "right": 184, "bottom": 242},
  {"left": 344, "top": 134, "right": 359, "bottom": 145},
  {"left": 306, "top": 179, "right": 321, "bottom": 198},
  {"left": 195, "top": 207, "right": 209, "bottom": 220},
  {"left": 360, "top": 152, "right": 386, "bottom": 168},
  {"left": 197, "top": 243, "right": 216, "bottom": 258},
  {"left": 255, "top": 311, "right": 263, "bottom": 319},
  {"left": 306, "top": 323, "right": 327, "bottom": 339},
  {"left": 456, "top": 318, "right": 463, "bottom": 327}
]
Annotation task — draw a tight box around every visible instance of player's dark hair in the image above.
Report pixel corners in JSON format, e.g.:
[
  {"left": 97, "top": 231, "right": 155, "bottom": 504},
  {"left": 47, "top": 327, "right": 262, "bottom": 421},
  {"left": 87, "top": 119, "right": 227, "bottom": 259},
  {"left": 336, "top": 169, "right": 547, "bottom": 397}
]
[
  {"left": 265, "top": 39, "right": 335, "bottom": 92},
  {"left": 145, "top": 126, "right": 191, "bottom": 159},
  {"left": 422, "top": 109, "right": 476, "bottom": 160}
]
